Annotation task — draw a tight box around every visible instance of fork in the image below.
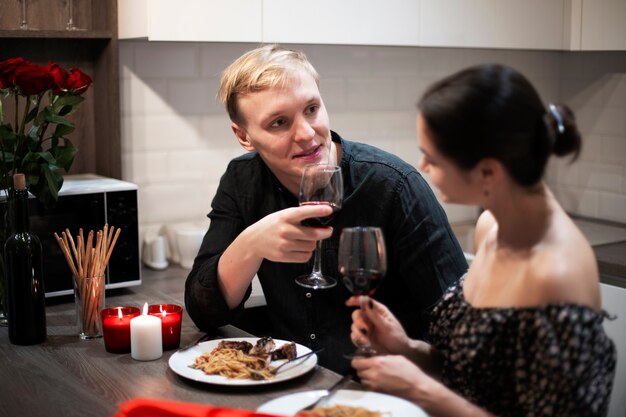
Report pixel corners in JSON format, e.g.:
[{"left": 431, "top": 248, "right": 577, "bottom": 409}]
[
  {"left": 271, "top": 348, "right": 324, "bottom": 375},
  {"left": 249, "top": 348, "right": 324, "bottom": 378},
  {"left": 295, "top": 374, "right": 352, "bottom": 414}
]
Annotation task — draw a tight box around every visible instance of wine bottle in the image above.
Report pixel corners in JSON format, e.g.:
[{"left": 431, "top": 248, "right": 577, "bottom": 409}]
[{"left": 5, "top": 173, "right": 46, "bottom": 345}]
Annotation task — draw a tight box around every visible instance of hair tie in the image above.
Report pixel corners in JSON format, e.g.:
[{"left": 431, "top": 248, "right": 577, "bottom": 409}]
[{"left": 548, "top": 104, "right": 565, "bottom": 135}]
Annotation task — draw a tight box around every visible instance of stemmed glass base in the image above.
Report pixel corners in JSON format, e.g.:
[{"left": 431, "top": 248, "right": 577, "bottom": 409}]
[
  {"left": 295, "top": 273, "right": 337, "bottom": 290},
  {"left": 295, "top": 239, "right": 337, "bottom": 290}
]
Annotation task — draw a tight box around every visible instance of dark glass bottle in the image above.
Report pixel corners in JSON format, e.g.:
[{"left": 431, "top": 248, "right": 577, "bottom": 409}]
[{"left": 5, "top": 173, "right": 46, "bottom": 345}]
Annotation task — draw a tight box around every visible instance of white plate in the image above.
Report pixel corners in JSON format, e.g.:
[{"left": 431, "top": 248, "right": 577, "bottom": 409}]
[
  {"left": 257, "top": 389, "right": 428, "bottom": 416},
  {"left": 168, "top": 337, "right": 317, "bottom": 386}
]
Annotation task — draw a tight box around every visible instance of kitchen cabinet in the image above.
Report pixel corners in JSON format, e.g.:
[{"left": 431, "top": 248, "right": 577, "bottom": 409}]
[
  {"left": 117, "top": 0, "right": 262, "bottom": 42},
  {"left": 419, "top": 0, "right": 626, "bottom": 51},
  {"left": 0, "top": 0, "right": 121, "bottom": 179},
  {"left": 419, "top": 0, "right": 567, "bottom": 50},
  {"left": 262, "top": 0, "right": 420, "bottom": 46},
  {"left": 579, "top": 0, "right": 626, "bottom": 51},
  {"left": 416, "top": 0, "right": 625, "bottom": 51},
  {"left": 600, "top": 281, "right": 626, "bottom": 417},
  {"left": 118, "top": 0, "right": 625, "bottom": 51}
]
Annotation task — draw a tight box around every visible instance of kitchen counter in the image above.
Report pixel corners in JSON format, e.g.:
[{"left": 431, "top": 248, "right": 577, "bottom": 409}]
[
  {"left": 595, "top": 241, "right": 626, "bottom": 289},
  {"left": 451, "top": 217, "right": 626, "bottom": 289}
]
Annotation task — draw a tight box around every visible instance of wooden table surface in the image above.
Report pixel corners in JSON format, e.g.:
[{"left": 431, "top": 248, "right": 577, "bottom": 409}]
[{"left": 0, "top": 266, "right": 357, "bottom": 417}]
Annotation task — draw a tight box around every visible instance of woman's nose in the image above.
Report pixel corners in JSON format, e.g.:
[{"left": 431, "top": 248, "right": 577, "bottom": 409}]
[{"left": 418, "top": 156, "right": 428, "bottom": 172}]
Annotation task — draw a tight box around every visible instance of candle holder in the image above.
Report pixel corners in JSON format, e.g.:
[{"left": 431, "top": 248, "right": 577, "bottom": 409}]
[
  {"left": 74, "top": 274, "right": 105, "bottom": 339},
  {"left": 148, "top": 304, "right": 183, "bottom": 350},
  {"left": 101, "top": 306, "right": 140, "bottom": 353}
]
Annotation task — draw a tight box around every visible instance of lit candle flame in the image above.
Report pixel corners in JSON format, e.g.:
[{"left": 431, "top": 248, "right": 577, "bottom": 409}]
[
  {"left": 142, "top": 302, "right": 148, "bottom": 315},
  {"left": 117, "top": 307, "right": 123, "bottom": 319}
]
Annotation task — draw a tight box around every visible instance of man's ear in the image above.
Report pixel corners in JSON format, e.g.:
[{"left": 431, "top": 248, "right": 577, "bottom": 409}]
[{"left": 232, "top": 122, "right": 255, "bottom": 152}]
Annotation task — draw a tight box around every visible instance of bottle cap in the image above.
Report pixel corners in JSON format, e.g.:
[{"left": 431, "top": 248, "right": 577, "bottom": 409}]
[{"left": 13, "top": 173, "right": 26, "bottom": 191}]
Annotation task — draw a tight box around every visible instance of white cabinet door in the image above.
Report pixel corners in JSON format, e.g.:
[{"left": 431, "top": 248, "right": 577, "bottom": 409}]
[
  {"left": 419, "top": 0, "right": 566, "bottom": 50},
  {"left": 262, "top": 0, "right": 420, "bottom": 46},
  {"left": 600, "top": 282, "right": 626, "bottom": 417},
  {"left": 580, "top": 0, "right": 626, "bottom": 50},
  {"left": 118, "top": 0, "right": 262, "bottom": 42}
]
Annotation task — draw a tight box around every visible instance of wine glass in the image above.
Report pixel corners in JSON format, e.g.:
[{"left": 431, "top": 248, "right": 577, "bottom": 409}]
[
  {"left": 19, "top": 0, "right": 29, "bottom": 29},
  {"left": 66, "top": 0, "right": 84, "bottom": 30},
  {"left": 338, "top": 226, "right": 387, "bottom": 357},
  {"left": 294, "top": 164, "right": 343, "bottom": 289}
]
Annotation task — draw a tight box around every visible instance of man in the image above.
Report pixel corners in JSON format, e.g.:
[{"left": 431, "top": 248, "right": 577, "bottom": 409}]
[{"left": 185, "top": 44, "right": 467, "bottom": 373}]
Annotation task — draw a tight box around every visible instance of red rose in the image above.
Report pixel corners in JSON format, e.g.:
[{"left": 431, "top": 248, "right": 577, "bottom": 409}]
[
  {"left": 66, "top": 68, "right": 93, "bottom": 95},
  {"left": 13, "top": 62, "right": 54, "bottom": 96},
  {"left": 0, "top": 57, "right": 27, "bottom": 89},
  {"left": 48, "top": 62, "right": 69, "bottom": 94}
]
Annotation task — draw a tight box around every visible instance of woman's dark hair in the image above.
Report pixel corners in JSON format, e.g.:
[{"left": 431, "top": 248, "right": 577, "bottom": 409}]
[{"left": 418, "top": 64, "right": 581, "bottom": 187}]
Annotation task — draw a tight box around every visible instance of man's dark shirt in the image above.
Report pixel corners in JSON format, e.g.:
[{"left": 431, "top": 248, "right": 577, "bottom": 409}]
[{"left": 185, "top": 131, "right": 468, "bottom": 373}]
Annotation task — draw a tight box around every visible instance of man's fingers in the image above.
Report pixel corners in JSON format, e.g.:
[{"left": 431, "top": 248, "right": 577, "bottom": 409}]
[{"left": 288, "top": 204, "right": 334, "bottom": 222}]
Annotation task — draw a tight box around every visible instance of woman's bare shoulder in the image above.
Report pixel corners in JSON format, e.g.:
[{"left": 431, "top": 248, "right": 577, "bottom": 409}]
[{"left": 528, "top": 223, "right": 601, "bottom": 310}]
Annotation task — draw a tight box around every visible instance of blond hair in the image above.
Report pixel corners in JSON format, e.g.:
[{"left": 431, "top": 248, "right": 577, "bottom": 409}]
[{"left": 217, "top": 44, "right": 319, "bottom": 124}]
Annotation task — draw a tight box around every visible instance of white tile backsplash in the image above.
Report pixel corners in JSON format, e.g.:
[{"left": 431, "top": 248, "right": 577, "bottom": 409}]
[
  {"left": 605, "top": 74, "right": 626, "bottom": 108},
  {"left": 121, "top": 75, "right": 170, "bottom": 116},
  {"left": 119, "top": 41, "right": 626, "bottom": 234},
  {"left": 578, "top": 162, "right": 623, "bottom": 193},
  {"left": 346, "top": 78, "right": 396, "bottom": 110},
  {"left": 134, "top": 43, "right": 200, "bottom": 78},
  {"left": 601, "top": 135, "right": 626, "bottom": 164},
  {"left": 600, "top": 192, "right": 626, "bottom": 223}
]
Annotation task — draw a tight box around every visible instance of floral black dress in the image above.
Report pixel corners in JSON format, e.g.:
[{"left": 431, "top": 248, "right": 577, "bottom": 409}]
[{"left": 428, "top": 276, "right": 617, "bottom": 417}]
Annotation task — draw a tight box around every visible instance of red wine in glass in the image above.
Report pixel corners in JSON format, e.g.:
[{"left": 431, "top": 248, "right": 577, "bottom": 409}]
[
  {"left": 295, "top": 164, "right": 343, "bottom": 289},
  {"left": 299, "top": 201, "right": 340, "bottom": 228},
  {"left": 338, "top": 226, "right": 387, "bottom": 358},
  {"left": 340, "top": 268, "right": 384, "bottom": 296}
]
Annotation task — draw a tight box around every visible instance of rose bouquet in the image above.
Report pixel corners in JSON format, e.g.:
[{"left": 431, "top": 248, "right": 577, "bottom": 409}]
[
  {"left": 0, "top": 57, "right": 93, "bottom": 321},
  {"left": 0, "top": 57, "right": 92, "bottom": 206}
]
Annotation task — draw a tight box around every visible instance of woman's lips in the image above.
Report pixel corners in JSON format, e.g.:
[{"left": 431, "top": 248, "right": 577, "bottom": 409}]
[{"left": 293, "top": 145, "right": 322, "bottom": 162}]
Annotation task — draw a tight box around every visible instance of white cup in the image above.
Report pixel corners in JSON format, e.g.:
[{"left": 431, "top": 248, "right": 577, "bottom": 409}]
[
  {"left": 143, "top": 235, "right": 168, "bottom": 270},
  {"left": 176, "top": 229, "right": 205, "bottom": 269}
]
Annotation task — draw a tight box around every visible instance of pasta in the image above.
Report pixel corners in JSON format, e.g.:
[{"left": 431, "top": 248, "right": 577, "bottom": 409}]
[
  {"left": 299, "top": 405, "right": 385, "bottom": 417},
  {"left": 191, "top": 348, "right": 274, "bottom": 380}
]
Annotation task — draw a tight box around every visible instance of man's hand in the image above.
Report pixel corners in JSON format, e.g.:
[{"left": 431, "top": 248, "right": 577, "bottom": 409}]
[{"left": 246, "top": 204, "right": 334, "bottom": 263}]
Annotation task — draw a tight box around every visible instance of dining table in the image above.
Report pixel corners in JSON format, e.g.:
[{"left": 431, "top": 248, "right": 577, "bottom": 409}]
[{"left": 0, "top": 265, "right": 359, "bottom": 417}]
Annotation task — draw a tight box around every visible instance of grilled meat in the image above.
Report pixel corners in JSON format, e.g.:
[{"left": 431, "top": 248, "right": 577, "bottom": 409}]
[
  {"left": 271, "top": 342, "right": 297, "bottom": 360},
  {"left": 249, "top": 336, "right": 276, "bottom": 357},
  {"left": 216, "top": 340, "right": 253, "bottom": 353}
]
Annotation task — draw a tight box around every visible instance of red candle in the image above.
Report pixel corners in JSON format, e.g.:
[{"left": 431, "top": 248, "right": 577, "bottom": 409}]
[
  {"left": 148, "top": 304, "right": 182, "bottom": 351},
  {"left": 101, "top": 306, "right": 141, "bottom": 353}
]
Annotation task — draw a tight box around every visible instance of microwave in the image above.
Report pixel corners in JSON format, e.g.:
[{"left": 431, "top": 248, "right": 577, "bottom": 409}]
[{"left": 3, "top": 174, "right": 142, "bottom": 297}]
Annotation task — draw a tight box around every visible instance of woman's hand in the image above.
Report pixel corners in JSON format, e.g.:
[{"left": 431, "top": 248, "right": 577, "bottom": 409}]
[
  {"left": 352, "top": 355, "right": 429, "bottom": 400},
  {"left": 346, "top": 296, "right": 411, "bottom": 356},
  {"left": 353, "top": 355, "right": 496, "bottom": 417}
]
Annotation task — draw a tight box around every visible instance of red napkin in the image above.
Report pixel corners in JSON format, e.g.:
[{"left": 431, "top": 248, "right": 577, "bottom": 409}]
[{"left": 112, "top": 398, "right": 285, "bottom": 417}]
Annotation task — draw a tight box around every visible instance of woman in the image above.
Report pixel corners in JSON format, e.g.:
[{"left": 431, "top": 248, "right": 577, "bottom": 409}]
[{"left": 348, "top": 64, "right": 616, "bottom": 417}]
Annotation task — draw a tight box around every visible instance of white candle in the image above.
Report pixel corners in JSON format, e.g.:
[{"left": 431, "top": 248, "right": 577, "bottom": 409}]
[{"left": 130, "top": 302, "right": 163, "bottom": 361}]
